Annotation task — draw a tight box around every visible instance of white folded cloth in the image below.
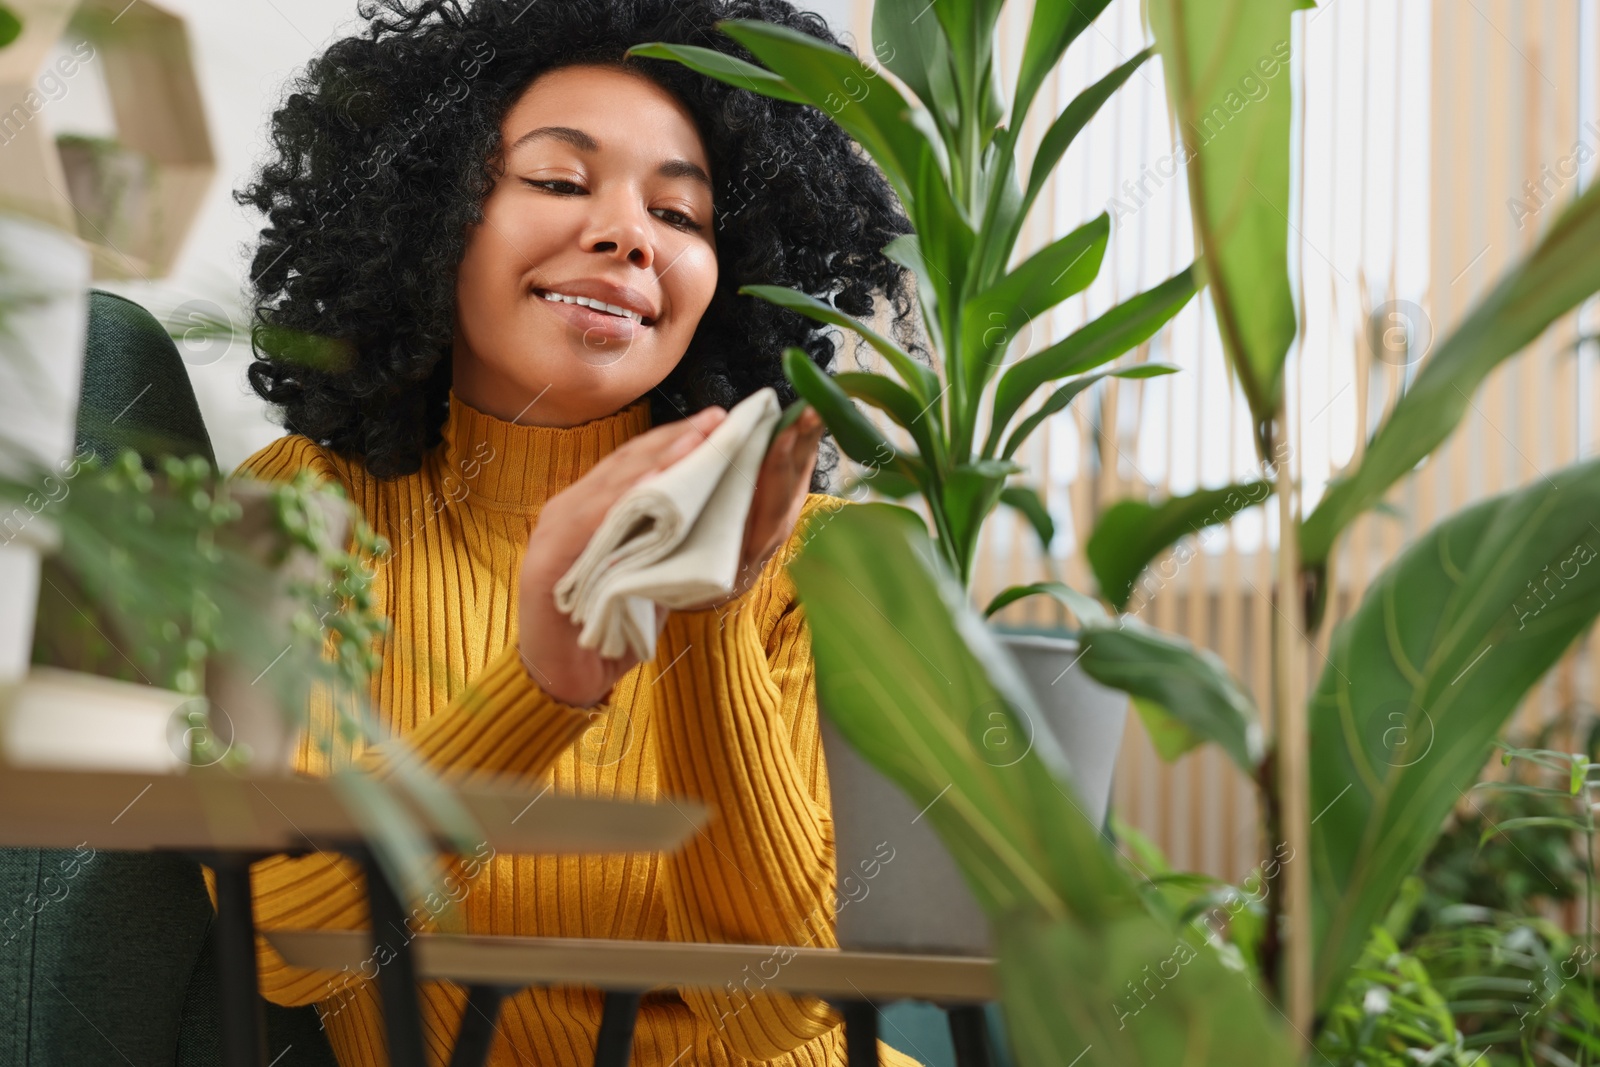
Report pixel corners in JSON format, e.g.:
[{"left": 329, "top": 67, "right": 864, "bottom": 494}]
[{"left": 553, "top": 387, "right": 784, "bottom": 662}]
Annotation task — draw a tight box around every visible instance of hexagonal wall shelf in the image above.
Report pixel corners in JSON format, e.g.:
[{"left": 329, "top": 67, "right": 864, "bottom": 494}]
[{"left": 0, "top": 0, "right": 214, "bottom": 279}]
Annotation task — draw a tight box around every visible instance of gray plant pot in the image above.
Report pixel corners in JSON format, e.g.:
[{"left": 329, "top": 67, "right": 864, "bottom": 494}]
[{"left": 821, "top": 630, "right": 1128, "bottom": 956}]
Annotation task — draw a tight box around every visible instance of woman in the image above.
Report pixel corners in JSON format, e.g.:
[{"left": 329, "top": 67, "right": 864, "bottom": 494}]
[{"left": 215, "top": 0, "right": 926, "bottom": 1063}]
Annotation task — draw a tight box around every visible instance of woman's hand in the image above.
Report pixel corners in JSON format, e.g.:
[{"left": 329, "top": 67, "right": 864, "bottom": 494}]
[
  {"left": 517, "top": 403, "right": 824, "bottom": 708},
  {"left": 678, "top": 404, "right": 824, "bottom": 612},
  {"left": 519, "top": 405, "right": 727, "bottom": 707}
]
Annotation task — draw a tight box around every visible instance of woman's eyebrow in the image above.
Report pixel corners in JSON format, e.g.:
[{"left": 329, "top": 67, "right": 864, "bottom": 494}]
[{"left": 510, "top": 125, "right": 712, "bottom": 189}]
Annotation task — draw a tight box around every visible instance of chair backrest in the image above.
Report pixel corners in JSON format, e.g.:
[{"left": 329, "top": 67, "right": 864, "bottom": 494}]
[{"left": 75, "top": 289, "right": 216, "bottom": 467}]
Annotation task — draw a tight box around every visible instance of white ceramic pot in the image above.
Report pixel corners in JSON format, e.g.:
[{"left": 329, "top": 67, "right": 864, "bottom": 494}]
[
  {"left": 1, "top": 665, "right": 192, "bottom": 772},
  {"left": 821, "top": 630, "right": 1128, "bottom": 956},
  {"left": 0, "top": 214, "right": 90, "bottom": 695}
]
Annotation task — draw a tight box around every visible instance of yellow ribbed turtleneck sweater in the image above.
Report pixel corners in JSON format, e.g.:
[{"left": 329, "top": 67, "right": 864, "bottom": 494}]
[{"left": 202, "top": 391, "right": 923, "bottom": 1067}]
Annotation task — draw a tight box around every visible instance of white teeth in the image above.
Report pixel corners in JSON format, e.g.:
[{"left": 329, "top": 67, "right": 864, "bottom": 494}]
[{"left": 539, "top": 290, "right": 645, "bottom": 324}]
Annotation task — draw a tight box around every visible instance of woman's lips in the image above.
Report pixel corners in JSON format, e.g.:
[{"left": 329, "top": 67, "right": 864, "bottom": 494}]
[{"left": 535, "top": 291, "right": 652, "bottom": 343}]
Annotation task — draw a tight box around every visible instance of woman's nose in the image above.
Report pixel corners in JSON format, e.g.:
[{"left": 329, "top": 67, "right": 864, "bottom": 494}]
[{"left": 583, "top": 194, "right": 653, "bottom": 268}]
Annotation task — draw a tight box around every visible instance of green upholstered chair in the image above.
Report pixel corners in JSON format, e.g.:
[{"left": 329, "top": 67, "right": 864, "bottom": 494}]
[{"left": 0, "top": 290, "right": 338, "bottom": 1067}]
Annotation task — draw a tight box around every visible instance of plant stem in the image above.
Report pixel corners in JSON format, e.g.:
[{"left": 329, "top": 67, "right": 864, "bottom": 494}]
[{"left": 1272, "top": 401, "right": 1314, "bottom": 1041}]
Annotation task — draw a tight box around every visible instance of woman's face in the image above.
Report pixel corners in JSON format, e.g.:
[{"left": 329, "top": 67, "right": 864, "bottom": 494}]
[{"left": 451, "top": 63, "right": 718, "bottom": 426}]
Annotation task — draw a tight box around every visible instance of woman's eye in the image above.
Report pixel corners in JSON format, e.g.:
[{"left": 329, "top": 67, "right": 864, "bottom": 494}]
[
  {"left": 653, "top": 208, "right": 703, "bottom": 232},
  {"left": 524, "top": 179, "right": 702, "bottom": 233},
  {"left": 525, "top": 179, "right": 583, "bottom": 194}
]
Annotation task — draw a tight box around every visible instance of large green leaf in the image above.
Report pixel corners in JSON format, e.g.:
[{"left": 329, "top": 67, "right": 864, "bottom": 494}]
[
  {"left": 999, "top": 484, "right": 1054, "bottom": 554},
  {"left": 1011, "top": 0, "right": 1116, "bottom": 129},
  {"left": 930, "top": 0, "right": 1006, "bottom": 134},
  {"left": 995, "top": 906, "right": 1295, "bottom": 1067},
  {"left": 1145, "top": 0, "right": 1308, "bottom": 455},
  {"left": 870, "top": 0, "right": 952, "bottom": 126},
  {"left": 782, "top": 347, "right": 918, "bottom": 480},
  {"left": 987, "top": 267, "right": 1196, "bottom": 455},
  {"left": 961, "top": 214, "right": 1110, "bottom": 406},
  {"left": 1301, "top": 182, "right": 1600, "bottom": 571},
  {"left": 714, "top": 19, "right": 936, "bottom": 207},
  {"left": 1075, "top": 618, "right": 1263, "bottom": 774},
  {"left": 1309, "top": 456, "right": 1600, "bottom": 1008},
  {"left": 1087, "top": 480, "right": 1272, "bottom": 610},
  {"left": 945, "top": 458, "right": 1023, "bottom": 576},
  {"left": 789, "top": 501, "right": 1290, "bottom": 1064},
  {"left": 624, "top": 42, "right": 808, "bottom": 103},
  {"left": 999, "top": 364, "right": 1179, "bottom": 463}
]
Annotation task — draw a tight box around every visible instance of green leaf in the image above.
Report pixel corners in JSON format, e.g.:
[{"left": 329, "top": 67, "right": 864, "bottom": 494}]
[
  {"left": 792, "top": 502, "right": 1292, "bottom": 1064},
  {"left": 1133, "top": 695, "right": 1202, "bottom": 764},
  {"left": 910, "top": 138, "right": 978, "bottom": 331},
  {"left": 1075, "top": 618, "right": 1263, "bottom": 774},
  {"left": 0, "top": 4, "right": 21, "bottom": 50},
  {"left": 739, "top": 283, "right": 939, "bottom": 402},
  {"left": 994, "top": 906, "right": 1294, "bottom": 1067},
  {"left": 832, "top": 371, "right": 945, "bottom": 473},
  {"left": 1011, "top": 0, "right": 1116, "bottom": 129},
  {"left": 1021, "top": 48, "right": 1153, "bottom": 239},
  {"left": 1301, "top": 181, "right": 1600, "bottom": 570},
  {"left": 945, "top": 458, "right": 1023, "bottom": 562},
  {"left": 715, "top": 19, "right": 936, "bottom": 207},
  {"left": 1309, "top": 456, "right": 1600, "bottom": 1009},
  {"left": 988, "top": 267, "right": 1196, "bottom": 453},
  {"left": 1145, "top": 0, "right": 1304, "bottom": 454},
  {"left": 983, "top": 579, "right": 1109, "bottom": 625},
  {"left": 870, "top": 0, "right": 954, "bottom": 126},
  {"left": 781, "top": 347, "right": 905, "bottom": 472},
  {"left": 1477, "top": 817, "right": 1588, "bottom": 848},
  {"left": 790, "top": 500, "right": 1132, "bottom": 921},
  {"left": 1086, "top": 480, "right": 1273, "bottom": 610},
  {"left": 1000, "top": 363, "right": 1180, "bottom": 462},
  {"left": 998, "top": 485, "right": 1054, "bottom": 555},
  {"left": 930, "top": 0, "right": 1006, "bottom": 125},
  {"left": 624, "top": 42, "right": 809, "bottom": 104},
  {"left": 962, "top": 214, "right": 1109, "bottom": 402}
]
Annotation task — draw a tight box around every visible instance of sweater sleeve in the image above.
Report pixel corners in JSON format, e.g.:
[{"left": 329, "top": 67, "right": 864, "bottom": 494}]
[
  {"left": 651, "top": 493, "right": 852, "bottom": 1062},
  {"left": 200, "top": 435, "right": 616, "bottom": 1008}
]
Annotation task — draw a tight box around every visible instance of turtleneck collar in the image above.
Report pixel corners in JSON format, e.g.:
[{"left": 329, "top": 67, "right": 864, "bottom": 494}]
[{"left": 436, "top": 390, "right": 654, "bottom": 513}]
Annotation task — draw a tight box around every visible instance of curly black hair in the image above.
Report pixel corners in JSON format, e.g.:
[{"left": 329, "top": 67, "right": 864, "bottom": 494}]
[{"left": 235, "top": 0, "right": 924, "bottom": 490}]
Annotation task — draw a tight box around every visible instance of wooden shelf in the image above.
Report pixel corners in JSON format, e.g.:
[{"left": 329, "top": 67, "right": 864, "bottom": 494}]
[
  {"left": 266, "top": 929, "right": 998, "bottom": 1004},
  {"left": 0, "top": 765, "right": 706, "bottom": 855}
]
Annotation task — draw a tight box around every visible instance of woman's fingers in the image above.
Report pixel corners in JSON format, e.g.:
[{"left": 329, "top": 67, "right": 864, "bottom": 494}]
[{"left": 738, "top": 408, "right": 824, "bottom": 578}]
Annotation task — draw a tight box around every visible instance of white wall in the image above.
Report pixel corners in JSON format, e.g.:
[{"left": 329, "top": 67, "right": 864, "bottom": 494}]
[{"left": 47, "top": 0, "right": 858, "bottom": 471}]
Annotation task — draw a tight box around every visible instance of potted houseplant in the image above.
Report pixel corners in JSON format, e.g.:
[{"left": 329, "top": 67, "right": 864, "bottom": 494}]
[
  {"left": 629, "top": 0, "right": 1218, "bottom": 956},
  {"left": 647, "top": 1, "right": 1600, "bottom": 1063}
]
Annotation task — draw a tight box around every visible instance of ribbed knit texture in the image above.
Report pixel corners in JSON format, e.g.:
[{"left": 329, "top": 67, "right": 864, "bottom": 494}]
[{"left": 200, "top": 392, "right": 924, "bottom": 1067}]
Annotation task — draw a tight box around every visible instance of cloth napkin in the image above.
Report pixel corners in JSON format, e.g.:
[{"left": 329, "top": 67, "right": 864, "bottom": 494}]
[{"left": 553, "top": 387, "right": 784, "bottom": 662}]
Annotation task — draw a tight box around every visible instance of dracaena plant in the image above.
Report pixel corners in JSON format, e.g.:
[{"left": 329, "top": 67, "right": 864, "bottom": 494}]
[{"left": 629, "top": 0, "right": 1196, "bottom": 596}]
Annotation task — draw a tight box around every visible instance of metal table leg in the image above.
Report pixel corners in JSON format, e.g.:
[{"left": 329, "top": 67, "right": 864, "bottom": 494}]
[
  {"left": 207, "top": 851, "right": 268, "bottom": 1067},
  {"left": 594, "top": 989, "right": 642, "bottom": 1067},
  {"left": 947, "top": 1005, "right": 994, "bottom": 1067},
  {"left": 837, "top": 1000, "right": 881, "bottom": 1067},
  {"left": 449, "top": 983, "right": 518, "bottom": 1067},
  {"left": 355, "top": 847, "right": 428, "bottom": 1067}
]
